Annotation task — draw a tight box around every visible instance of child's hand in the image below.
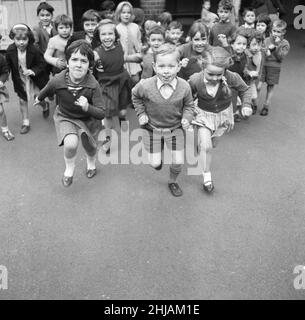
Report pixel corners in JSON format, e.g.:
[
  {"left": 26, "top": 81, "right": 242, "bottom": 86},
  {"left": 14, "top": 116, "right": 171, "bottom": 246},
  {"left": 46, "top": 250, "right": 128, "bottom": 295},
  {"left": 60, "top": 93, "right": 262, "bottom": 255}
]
[
  {"left": 75, "top": 96, "right": 89, "bottom": 112},
  {"left": 274, "top": 36, "right": 281, "bottom": 45},
  {"left": 139, "top": 114, "right": 149, "bottom": 126},
  {"left": 23, "top": 69, "right": 35, "bottom": 77},
  {"left": 0, "top": 81, "right": 4, "bottom": 88},
  {"left": 56, "top": 58, "right": 66, "bottom": 70},
  {"left": 95, "top": 61, "right": 104, "bottom": 73},
  {"left": 181, "top": 58, "right": 189, "bottom": 68},
  {"left": 269, "top": 44, "right": 276, "bottom": 51},
  {"left": 248, "top": 70, "right": 259, "bottom": 78},
  {"left": 181, "top": 118, "right": 190, "bottom": 130},
  {"left": 217, "top": 34, "right": 228, "bottom": 46}
]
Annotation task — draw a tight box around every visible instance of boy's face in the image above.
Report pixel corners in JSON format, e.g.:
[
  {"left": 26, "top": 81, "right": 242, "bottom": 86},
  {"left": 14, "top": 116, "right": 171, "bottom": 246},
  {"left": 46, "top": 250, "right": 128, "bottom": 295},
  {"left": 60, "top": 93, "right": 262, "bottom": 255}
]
[
  {"left": 14, "top": 35, "right": 29, "bottom": 52},
  {"left": 83, "top": 20, "right": 98, "bottom": 39},
  {"left": 203, "top": 1, "right": 211, "bottom": 10},
  {"left": 57, "top": 24, "right": 71, "bottom": 39},
  {"left": 256, "top": 22, "right": 267, "bottom": 34},
  {"left": 203, "top": 64, "right": 225, "bottom": 85},
  {"left": 249, "top": 38, "right": 261, "bottom": 54},
  {"left": 244, "top": 11, "right": 256, "bottom": 25},
  {"left": 148, "top": 33, "right": 164, "bottom": 52},
  {"left": 217, "top": 7, "right": 231, "bottom": 22},
  {"left": 167, "top": 28, "right": 183, "bottom": 44},
  {"left": 231, "top": 35, "right": 247, "bottom": 55},
  {"left": 38, "top": 9, "right": 53, "bottom": 27},
  {"left": 192, "top": 31, "right": 208, "bottom": 54},
  {"left": 68, "top": 51, "right": 89, "bottom": 82},
  {"left": 99, "top": 24, "right": 116, "bottom": 49},
  {"left": 153, "top": 52, "right": 181, "bottom": 84},
  {"left": 271, "top": 27, "right": 285, "bottom": 40}
]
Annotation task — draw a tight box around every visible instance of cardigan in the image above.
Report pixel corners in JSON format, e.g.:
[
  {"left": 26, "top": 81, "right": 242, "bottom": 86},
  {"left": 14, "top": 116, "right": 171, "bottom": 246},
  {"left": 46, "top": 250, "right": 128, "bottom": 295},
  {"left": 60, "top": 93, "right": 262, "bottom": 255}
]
[
  {"left": 132, "top": 76, "right": 194, "bottom": 130},
  {"left": 6, "top": 43, "right": 49, "bottom": 101},
  {"left": 38, "top": 70, "right": 105, "bottom": 120},
  {"left": 189, "top": 70, "right": 252, "bottom": 113}
]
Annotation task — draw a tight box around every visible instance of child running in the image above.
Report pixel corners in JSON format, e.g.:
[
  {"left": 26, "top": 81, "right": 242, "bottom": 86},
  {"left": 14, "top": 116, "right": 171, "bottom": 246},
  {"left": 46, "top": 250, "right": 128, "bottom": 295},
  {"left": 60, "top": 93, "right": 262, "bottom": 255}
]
[
  {"left": 189, "top": 47, "right": 252, "bottom": 193},
  {"left": 0, "top": 35, "right": 14, "bottom": 141},
  {"left": 44, "top": 14, "right": 73, "bottom": 74},
  {"left": 6, "top": 24, "right": 50, "bottom": 134},
  {"left": 132, "top": 43, "right": 195, "bottom": 197},
  {"left": 115, "top": 1, "right": 142, "bottom": 85},
  {"left": 259, "top": 19, "right": 290, "bottom": 116},
  {"left": 35, "top": 40, "right": 106, "bottom": 187},
  {"left": 93, "top": 19, "right": 133, "bottom": 153}
]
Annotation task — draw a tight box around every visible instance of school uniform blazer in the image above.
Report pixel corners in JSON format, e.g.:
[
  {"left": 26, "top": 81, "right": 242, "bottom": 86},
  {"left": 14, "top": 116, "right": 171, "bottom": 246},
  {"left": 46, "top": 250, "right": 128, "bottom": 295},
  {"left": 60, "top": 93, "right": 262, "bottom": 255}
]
[
  {"left": 33, "top": 22, "right": 57, "bottom": 53},
  {"left": 6, "top": 43, "right": 49, "bottom": 101}
]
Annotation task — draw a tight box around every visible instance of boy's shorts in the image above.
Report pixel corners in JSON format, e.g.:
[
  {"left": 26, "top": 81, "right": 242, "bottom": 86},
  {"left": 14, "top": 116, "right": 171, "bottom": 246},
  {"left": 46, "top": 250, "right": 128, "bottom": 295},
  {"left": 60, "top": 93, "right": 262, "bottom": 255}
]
[
  {"left": 261, "top": 66, "right": 281, "bottom": 85},
  {"left": 141, "top": 125, "right": 185, "bottom": 154}
]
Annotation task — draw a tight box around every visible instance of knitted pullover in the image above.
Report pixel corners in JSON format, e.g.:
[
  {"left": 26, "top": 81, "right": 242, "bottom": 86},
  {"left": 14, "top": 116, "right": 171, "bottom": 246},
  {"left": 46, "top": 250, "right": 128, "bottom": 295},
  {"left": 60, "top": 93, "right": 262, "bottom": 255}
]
[
  {"left": 264, "top": 36, "right": 290, "bottom": 68},
  {"left": 209, "top": 21, "right": 237, "bottom": 46},
  {"left": 132, "top": 76, "right": 195, "bottom": 130}
]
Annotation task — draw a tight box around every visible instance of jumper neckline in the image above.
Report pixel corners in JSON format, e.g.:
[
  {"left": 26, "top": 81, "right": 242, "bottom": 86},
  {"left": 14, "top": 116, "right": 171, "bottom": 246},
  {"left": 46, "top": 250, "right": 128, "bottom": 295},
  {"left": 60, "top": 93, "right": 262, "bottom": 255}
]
[{"left": 154, "top": 77, "right": 178, "bottom": 101}]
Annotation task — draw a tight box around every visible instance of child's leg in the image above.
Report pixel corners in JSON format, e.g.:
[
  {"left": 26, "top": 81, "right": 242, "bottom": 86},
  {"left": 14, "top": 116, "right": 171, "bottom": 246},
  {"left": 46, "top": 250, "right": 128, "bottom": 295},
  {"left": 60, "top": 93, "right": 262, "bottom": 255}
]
[
  {"left": 101, "top": 117, "right": 113, "bottom": 153},
  {"left": 19, "top": 99, "right": 31, "bottom": 134},
  {"left": 0, "top": 103, "right": 14, "bottom": 141},
  {"left": 81, "top": 133, "right": 97, "bottom": 177},
  {"left": 63, "top": 134, "right": 79, "bottom": 178},
  {"left": 148, "top": 152, "right": 162, "bottom": 170},
  {"left": 260, "top": 84, "right": 275, "bottom": 116},
  {"left": 169, "top": 150, "right": 184, "bottom": 183},
  {"left": 198, "top": 127, "right": 214, "bottom": 192}
]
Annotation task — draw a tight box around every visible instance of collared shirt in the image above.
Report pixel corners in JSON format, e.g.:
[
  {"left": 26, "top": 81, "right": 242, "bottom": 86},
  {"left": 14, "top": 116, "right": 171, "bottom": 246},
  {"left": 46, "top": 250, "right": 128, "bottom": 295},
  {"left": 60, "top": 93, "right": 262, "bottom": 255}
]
[
  {"left": 43, "top": 24, "right": 53, "bottom": 36},
  {"left": 204, "top": 77, "right": 220, "bottom": 98},
  {"left": 157, "top": 77, "right": 178, "bottom": 99}
]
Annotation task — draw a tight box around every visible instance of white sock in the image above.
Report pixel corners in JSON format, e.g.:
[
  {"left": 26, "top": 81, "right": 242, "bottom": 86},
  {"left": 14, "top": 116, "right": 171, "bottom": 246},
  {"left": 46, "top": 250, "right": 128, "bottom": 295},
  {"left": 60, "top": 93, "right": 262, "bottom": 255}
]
[
  {"left": 64, "top": 156, "right": 76, "bottom": 177},
  {"left": 86, "top": 155, "right": 96, "bottom": 171},
  {"left": 23, "top": 119, "right": 30, "bottom": 126},
  {"left": 1, "top": 126, "right": 8, "bottom": 133},
  {"left": 203, "top": 172, "right": 212, "bottom": 184}
]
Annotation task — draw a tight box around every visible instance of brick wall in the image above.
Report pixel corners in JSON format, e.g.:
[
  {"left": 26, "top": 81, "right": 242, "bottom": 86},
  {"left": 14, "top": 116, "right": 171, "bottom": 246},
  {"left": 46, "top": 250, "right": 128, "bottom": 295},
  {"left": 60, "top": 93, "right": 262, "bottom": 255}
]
[{"left": 140, "top": 0, "right": 165, "bottom": 18}]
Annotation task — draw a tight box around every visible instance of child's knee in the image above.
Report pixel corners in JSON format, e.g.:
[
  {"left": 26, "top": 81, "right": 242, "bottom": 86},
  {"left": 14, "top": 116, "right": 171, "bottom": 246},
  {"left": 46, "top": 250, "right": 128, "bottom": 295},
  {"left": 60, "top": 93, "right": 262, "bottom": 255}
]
[
  {"left": 119, "top": 109, "right": 127, "bottom": 119},
  {"left": 64, "top": 134, "right": 79, "bottom": 151}
]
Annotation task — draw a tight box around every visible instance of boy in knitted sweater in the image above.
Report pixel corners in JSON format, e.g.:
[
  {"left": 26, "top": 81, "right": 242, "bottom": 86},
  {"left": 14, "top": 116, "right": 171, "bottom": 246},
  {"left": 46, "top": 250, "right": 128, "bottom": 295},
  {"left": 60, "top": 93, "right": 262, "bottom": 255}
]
[{"left": 132, "top": 43, "right": 195, "bottom": 197}]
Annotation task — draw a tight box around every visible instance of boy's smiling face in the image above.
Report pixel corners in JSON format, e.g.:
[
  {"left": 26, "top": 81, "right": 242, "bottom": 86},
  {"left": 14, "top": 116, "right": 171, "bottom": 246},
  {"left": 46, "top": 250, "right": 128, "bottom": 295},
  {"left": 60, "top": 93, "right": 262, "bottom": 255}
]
[
  {"left": 153, "top": 52, "right": 181, "bottom": 84},
  {"left": 148, "top": 33, "right": 165, "bottom": 52},
  {"left": 38, "top": 9, "right": 53, "bottom": 27}
]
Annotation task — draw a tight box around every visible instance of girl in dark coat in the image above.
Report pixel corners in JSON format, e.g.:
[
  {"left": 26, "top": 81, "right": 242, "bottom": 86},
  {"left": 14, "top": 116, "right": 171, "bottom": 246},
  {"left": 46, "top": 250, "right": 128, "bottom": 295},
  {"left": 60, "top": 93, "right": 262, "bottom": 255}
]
[{"left": 6, "top": 24, "right": 50, "bottom": 134}]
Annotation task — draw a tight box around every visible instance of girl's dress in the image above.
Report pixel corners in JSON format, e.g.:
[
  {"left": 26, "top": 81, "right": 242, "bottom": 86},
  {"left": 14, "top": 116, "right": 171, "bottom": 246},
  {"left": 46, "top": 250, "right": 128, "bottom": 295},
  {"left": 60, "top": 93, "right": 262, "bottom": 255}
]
[
  {"left": 116, "top": 22, "right": 142, "bottom": 77},
  {"left": 94, "top": 41, "right": 132, "bottom": 117},
  {"left": 37, "top": 70, "right": 105, "bottom": 147},
  {"left": 0, "top": 54, "right": 10, "bottom": 104},
  {"left": 189, "top": 70, "right": 252, "bottom": 138}
]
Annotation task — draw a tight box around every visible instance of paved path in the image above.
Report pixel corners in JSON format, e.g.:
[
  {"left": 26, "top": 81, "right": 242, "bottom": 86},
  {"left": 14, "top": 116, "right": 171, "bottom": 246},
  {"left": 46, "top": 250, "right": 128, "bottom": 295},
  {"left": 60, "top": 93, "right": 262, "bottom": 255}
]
[{"left": 0, "top": 28, "right": 305, "bottom": 300}]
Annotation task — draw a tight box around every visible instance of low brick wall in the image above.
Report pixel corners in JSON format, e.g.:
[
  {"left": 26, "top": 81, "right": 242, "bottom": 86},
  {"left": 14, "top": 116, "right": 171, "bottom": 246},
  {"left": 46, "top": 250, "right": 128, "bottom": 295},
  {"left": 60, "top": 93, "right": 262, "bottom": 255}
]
[{"left": 140, "top": 0, "right": 165, "bottom": 18}]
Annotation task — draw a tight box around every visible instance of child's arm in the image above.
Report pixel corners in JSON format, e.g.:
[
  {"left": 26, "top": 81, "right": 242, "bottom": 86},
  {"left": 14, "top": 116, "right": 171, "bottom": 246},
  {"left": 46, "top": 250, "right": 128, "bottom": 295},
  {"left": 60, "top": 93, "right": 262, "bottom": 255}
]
[
  {"left": 44, "top": 38, "right": 66, "bottom": 69},
  {"left": 86, "top": 85, "right": 106, "bottom": 120},
  {"left": 36, "top": 78, "right": 57, "bottom": 102},
  {"left": 181, "top": 85, "right": 195, "bottom": 129},
  {"left": 124, "top": 52, "right": 142, "bottom": 63},
  {"left": 273, "top": 40, "right": 290, "bottom": 62},
  {"left": 30, "top": 47, "right": 47, "bottom": 77},
  {"left": 132, "top": 81, "right": 149, "bottom": 125}
]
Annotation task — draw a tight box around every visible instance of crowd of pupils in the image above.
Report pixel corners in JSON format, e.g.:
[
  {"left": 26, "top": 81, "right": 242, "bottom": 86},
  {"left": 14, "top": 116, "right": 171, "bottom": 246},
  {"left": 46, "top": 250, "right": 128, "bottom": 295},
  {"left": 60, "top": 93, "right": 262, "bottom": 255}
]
[{"left": 0, "top": 0, "right": 290, "bottom": 197}]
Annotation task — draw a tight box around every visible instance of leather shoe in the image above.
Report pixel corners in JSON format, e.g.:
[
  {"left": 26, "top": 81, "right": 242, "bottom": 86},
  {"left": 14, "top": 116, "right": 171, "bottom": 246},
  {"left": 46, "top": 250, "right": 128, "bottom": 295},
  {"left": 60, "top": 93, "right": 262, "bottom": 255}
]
[
  {"left": 86, "top": 169, "right": 97, "bottom": 179},
  {"left": 20, "top": 125, "right": 30, "bottom": 134},
  {"left": 62, "top": 176, "right": 73, "bottom": 187},
  {"left": 168, "top": 182, "right": 183, "bottom": 197},
  {"left": 203, "top": 181, "right": 214, "bottom": 194}
]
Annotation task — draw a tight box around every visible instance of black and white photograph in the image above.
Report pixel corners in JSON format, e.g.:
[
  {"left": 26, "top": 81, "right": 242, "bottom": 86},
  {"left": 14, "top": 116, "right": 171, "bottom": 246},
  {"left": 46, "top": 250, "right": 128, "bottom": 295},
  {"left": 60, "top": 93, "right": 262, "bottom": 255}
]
[{"left": 0, "top": 0, "right": 305, "bottom": 303}]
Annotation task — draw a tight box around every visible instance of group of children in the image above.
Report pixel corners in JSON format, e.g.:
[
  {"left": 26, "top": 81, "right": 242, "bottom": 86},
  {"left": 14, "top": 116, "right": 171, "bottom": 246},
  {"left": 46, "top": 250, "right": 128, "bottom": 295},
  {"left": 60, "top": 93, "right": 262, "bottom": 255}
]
[{"left": 0, "top": 0, "right": 290, "bottom": 196}]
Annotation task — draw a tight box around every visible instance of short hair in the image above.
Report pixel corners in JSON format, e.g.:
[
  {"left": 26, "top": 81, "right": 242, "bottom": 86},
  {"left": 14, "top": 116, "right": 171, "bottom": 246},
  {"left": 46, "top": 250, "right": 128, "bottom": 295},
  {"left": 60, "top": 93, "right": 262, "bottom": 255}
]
[
  {"left": 9, "top": 24, "right": 35, "bottom": 44},
  {"left": 81, "top": 9, "right": 101, "bottom": 25},
  {"left": 218, "top": 0, "right": 233, "bottom": 11},
  {"left": 153, "top": 42, "right": 180, "bottom": 63},
  {"left": 65, "top": 39, "right": 94, "bottom": 67},
  {"left": 248, "top": 30, "right": 264, "bottom": 46},
  {"left": 114, "top": 1, "right": 134, "bottom": 23},
  {"left": 255, "top": 14, "right": 271, "bottom": 35},
  {"left": 36, "top": 2, "right": 54, "bottom": 15},
  {"left": 272, "top": 19, "right": 287, "bottom": 31},
  {"left": 101, "top": 0, "right": 115, "bottom": 11},
  {"left": 147, "top": 25, "right": 166, "bottom": 39},
  {"left": 201, "top": 46, "right": 233, "bottom": 69},
  {"left": 242, "top": 7, "right": 255, "bottom": 18},
  {"left": 93, "top": 19, "right": 120, "bottom": 45},
  {"left": 133, "top": 8, "right": 145, "bottom": 26},
  {"left": 188, "top": 21, "right": 209, "bottom": 40},
  {"left": 230, "top": 30, "right": 248, "bottom": 44},
  {"left": 168, "top": 21, "right": 183, "bottom": 31},
  {"left": 144, "top": 20, "right": 158, "bottom": 33},
  {"left": 54, "top": 14, "right": 73, "bottom": 30},
  {"left": 157, "top": 12, "right": 172, "bottom": 27}
]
